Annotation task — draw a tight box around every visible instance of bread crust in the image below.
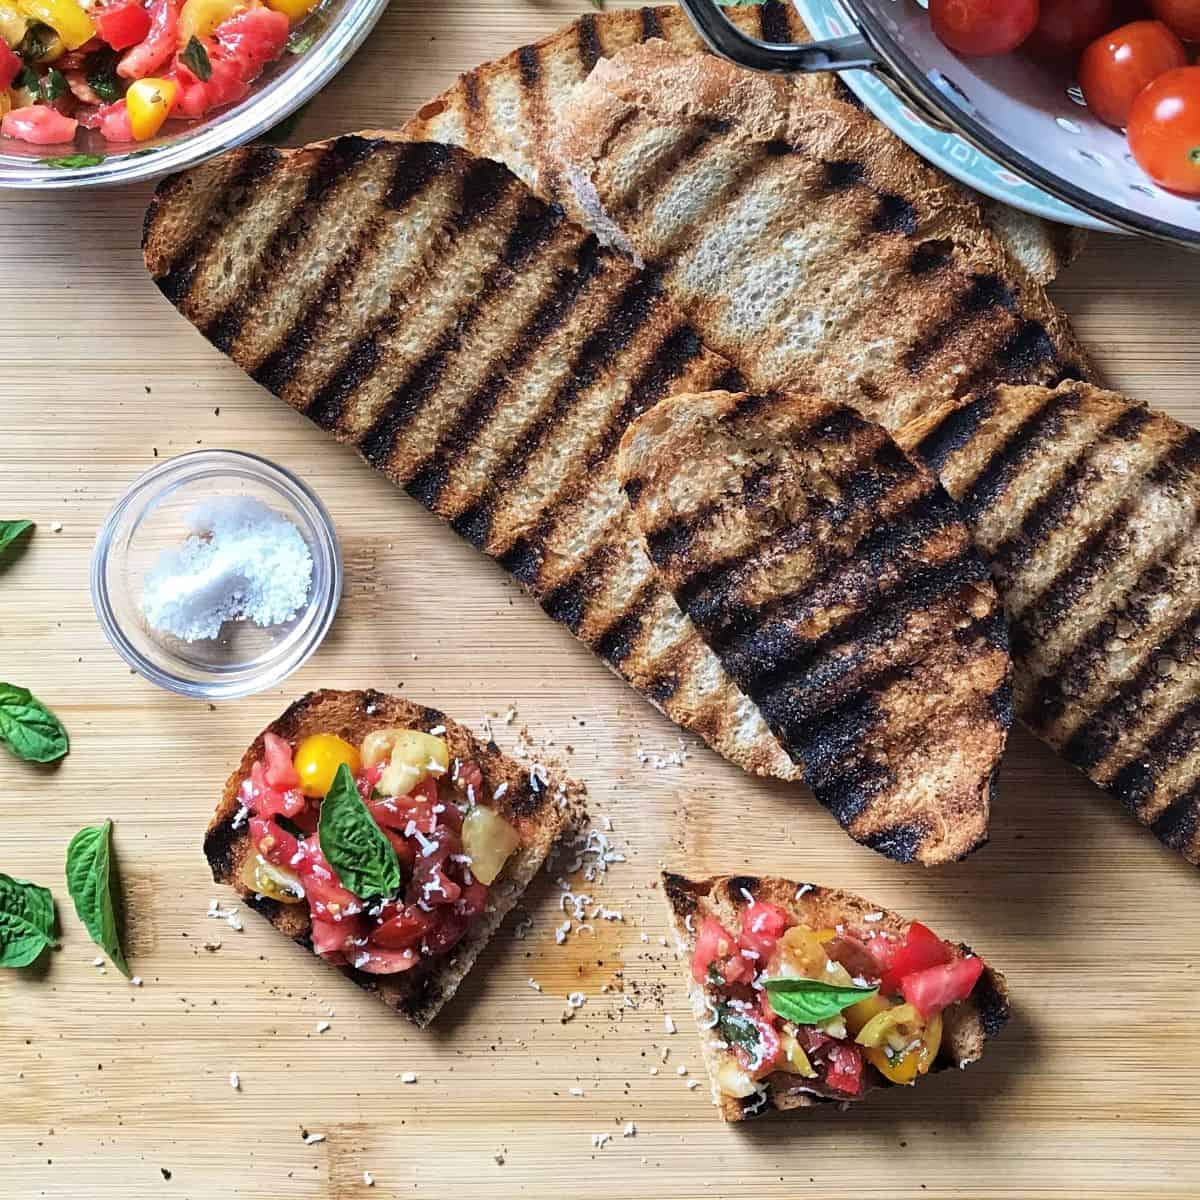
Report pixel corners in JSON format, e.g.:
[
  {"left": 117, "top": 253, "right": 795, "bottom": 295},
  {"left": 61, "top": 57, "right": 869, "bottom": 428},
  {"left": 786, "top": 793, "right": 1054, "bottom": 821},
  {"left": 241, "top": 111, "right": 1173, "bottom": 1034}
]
[
  {"left": 661, "top": 872, "right": 1010, "bottom": 1122},
  {"left": 205, "top": 689, "right": 572, "bottom": 1026}
]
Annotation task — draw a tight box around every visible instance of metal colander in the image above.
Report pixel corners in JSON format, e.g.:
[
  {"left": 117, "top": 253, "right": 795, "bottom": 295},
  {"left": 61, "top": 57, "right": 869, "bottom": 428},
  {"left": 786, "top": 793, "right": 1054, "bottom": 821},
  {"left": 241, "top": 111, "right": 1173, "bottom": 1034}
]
[{"left": 680, "top": 0, "right": 1200, "bottom": 246}]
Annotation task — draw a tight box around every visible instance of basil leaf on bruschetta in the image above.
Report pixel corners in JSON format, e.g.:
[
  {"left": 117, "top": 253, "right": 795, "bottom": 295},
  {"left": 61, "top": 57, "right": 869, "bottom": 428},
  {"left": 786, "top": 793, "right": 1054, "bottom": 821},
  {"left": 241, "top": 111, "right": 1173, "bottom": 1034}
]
[
  {"left": 762, "top": 978, "right": 879, "bottom": 1027},
  {"left": 317, "top": 762, "right": 401, "bottom": 900}
]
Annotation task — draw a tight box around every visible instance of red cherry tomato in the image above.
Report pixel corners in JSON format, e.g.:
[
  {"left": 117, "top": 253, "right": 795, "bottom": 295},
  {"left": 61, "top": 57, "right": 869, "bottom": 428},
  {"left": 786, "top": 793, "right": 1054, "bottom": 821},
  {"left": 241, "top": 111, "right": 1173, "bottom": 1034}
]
[
  {"left": 901, "top": 956, "right": 986, "bottom": 1018},
  {"left": 929, "top": 0, "right": 1041, "bottom": 56},
  {"left": 0, "top": 106, "right": 80, "bottom": 145},
  {"left": 692, "top": 917, "right": 737, "bottom": 984},
  {"left": 0, "top": 38, "right": 21, "bottom": 91},
  {"left": 738, "top": 900, "right": 789, "bottom": 958},
  {"left": 1148, "top": 0, "right": 1200, "bottom": 41},
  {"left": 1025, "top": 0, "right": 1114, "bottom": 57},
  {"left": 1128, "top": 66, "right": 1200, "bottom": 194},
  {"left": 879, "top": 921, "right": 954, "bottom": 995},
  {"left": 93, "top": 1, "right": 153, "bottom": 50},
  {"left": 824, "top": 1043, "right": 865, "bottom": 1096},
  {"left": 1079, "top": 20, "right": 1189, "bottom": 127}
]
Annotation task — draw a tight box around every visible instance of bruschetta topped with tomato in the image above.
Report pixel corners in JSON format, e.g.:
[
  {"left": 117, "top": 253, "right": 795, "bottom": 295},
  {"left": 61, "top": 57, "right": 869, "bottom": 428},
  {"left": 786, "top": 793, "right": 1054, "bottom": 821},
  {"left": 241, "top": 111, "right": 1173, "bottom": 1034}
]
[
  {"left": 205, "top": 690, "right": 572, "bottom": 1026},
  {"left": 662, "top": 873, "right": 1009, "bottom": 1121}
]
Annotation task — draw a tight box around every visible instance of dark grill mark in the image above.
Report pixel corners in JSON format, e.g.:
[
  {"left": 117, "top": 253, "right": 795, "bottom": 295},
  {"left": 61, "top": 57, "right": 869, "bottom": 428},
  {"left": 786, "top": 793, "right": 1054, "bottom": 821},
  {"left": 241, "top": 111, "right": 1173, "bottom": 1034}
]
[
  {"left": 758, "top": 0, "right": 792, "bottom": 43},
  {"left": 244, "top": 893, "right": 282, "bottom": 922},
  {"left": 1150, "top": 786, "right": 1199, "bottom": 851},
  {"left": 713, "top": 366, "right": 746, "bottom": 393},
  {"left": 646, "top": 515, "right": 702, "bottom": 569},
  {"left": 359, "top": 342, "right": 456, "bottom": 469},
  {"left": 909, "top": 238, "right": 954, "bottom": 276},
  {"left": 451, "top": 502, "right": 494, "bottom": 551},
  {"left": 648, "top": 674, "right": 679, "bottom": 704},
  {"left": 152, "top": 147, "right": 282, "bottom": 304},
  {"left": 872, "top": 193, "right": 918, "bottom": 237},
  {"left": 973, "top": 973, "right": 1011, "bottom": 1040},
  {"left": 726, "top": 876, "right": 760, "bottom": 900},
  {"left": 823, "top": 159, "right": 865, "bottom": 190},
  {"left": 542, "top": 578, "right": 587, "bottom": 634},
  {"left": 903, "top": 273, "right": 1018, "bottom": 378},
  {"left": 463, "top": 70, "right": 481, "bottom": 114},
  {"left": 989, "top": 679, "right": 1014, "bottom": 728},
  {"left": 639, "top": 6, "right": 663, "bottom": 39},
  {"left": 990, "top": 403, "right": 1151, "bottom": 576},
  {"left": 963, "top": 319, "right": 1062, "bottom": 395},
  {"left": 591, "top": 588, "right": 654, "bottom": 667},
  {"left": 517, "top": 43, "right": 540, "bottom": 88},
  {"left": 578, "top": 11, "right": 602, "bottom": 72},
  {"left": 861, "top": 823, "right": 927, "bottom": 864},
  {"left": 203, "top": 816, "right": 240, "bottom": 881},
  {"left": 405, "top": 461, "right": 449, "bottom": 509},
  {"left": 1109, "top": 706, "right": 1200, "bottom": 814},
  {"left": 914, "top": 393, "right": 996, "bottom": 475},
  {"left": 957, "top": 387, "right": 1081, "bottom": 523},
  {"left": 305, "top": 334, "right": 381, "bottom": 430},
  {"left": 383, "top": 141, "right": 455, "bottom": 212},
  {"left": 765, "top": 140, "right": 794, "bottom": 157}
]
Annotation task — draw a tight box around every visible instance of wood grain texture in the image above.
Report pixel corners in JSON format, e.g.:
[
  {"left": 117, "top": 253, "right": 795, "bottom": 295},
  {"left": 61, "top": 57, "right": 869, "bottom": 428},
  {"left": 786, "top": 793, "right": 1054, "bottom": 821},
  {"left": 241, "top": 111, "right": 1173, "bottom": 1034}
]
[{"left": 1, "top": 3, "right": 1198, "bottom": 1198}]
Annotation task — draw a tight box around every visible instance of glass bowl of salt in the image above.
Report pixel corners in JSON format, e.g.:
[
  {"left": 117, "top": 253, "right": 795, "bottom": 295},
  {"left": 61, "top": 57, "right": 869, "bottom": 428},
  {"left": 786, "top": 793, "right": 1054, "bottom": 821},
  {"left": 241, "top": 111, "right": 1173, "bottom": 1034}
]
[{"left": 91, "top": 450, "right": 342, "bottom": 700}]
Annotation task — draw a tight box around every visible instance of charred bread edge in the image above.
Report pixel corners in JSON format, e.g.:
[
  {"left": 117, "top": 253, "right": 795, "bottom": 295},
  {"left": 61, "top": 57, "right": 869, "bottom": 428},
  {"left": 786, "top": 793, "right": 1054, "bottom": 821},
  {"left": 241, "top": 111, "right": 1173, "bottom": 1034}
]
[
  {"left": 661, "top": 871, "right": 1010, "bottom": 1122},
  {"left": 205, "top": 688, "right": 575, "bottom": 1027}
]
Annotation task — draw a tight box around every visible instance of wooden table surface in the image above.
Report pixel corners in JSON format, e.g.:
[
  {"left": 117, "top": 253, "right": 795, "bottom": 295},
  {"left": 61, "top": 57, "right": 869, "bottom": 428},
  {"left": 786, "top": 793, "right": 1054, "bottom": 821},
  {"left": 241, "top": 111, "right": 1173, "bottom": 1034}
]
[{"left": 2, "top": 3, "right": 1199, "bottom": 1198}]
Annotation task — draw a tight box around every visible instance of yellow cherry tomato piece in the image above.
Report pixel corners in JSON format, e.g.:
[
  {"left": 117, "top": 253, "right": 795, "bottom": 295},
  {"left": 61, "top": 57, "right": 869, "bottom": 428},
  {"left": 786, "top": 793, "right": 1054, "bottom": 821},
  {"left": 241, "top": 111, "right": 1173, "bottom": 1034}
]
[
  {"left": 461, "top": 805, "right": 520, "bottom": 884},
  {"left": 293, "top": 733, "right": 361, "bottom": 798},
  {"left": 238, "top": 853, "right": 305, "bottom": 904},
  {"left": 126, "top": 76, "right": 177, "bottom": 141},
  {"left": 844, "top": 992, "right": 894, "bottom": 1038},
  {"left": 361, "top": 728, "right": 449, "bottom": 798},
  {"left": 177, "top": 0, "right": 245, "bottom": 42},
  {"left": 779, "top": 1031, "right": 818, "bottom": 1078},
  {"left": 864, "top": 1011, "right": 942, "bottom": 1086},
  {"left": 17, "top": 0, "right": 92, "bottom": 49},
  {"left": 0, "top": 3, "right": 25, "bottom": 46},
  {"left": 264, "top": 0, "right": 318, "bottom": 21}
]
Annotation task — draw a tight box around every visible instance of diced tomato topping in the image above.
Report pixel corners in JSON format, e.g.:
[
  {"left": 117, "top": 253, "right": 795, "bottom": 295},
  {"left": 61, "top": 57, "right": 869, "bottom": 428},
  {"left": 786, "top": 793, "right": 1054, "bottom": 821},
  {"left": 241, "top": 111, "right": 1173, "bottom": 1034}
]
[
  {"left": 94, "top": 2, "right": 153, "bottom": 50},
  {"left": 456, "top": 880, "right": 489, "bottom": 918},
  {"left": 902, "top": 956, "right": 985, "bottom": 1019},
  {"left": 249, "top": 815, "right": 301, "bottom": 869},
  {"left": 370, "top": 902, "right": 436, "bottom": 950},
  {"left": 1, "top": 106, "right": 79, "bottom": 145},
  {"left": 796, "top": 1026, "right": 835, "bottom": 1056},
  {"left": 692, "top": 917, "right": 738, "bottom": 984},
  {"left": 459, "top": 760, "right": 484, "bottom": 798},
  {"left": 0, "top": 38, "right": 21, "bottom": 92},
  {"left": 296, "top": 836, "right": 361, "bottom": 920},
  {"left": 95, "top": 99, "right": 134, "bottom": 141},
  {"left": 738, "top": 900, "right": 789, "bottom": 958},
  {"left": 880, "top": 922, "right": 954, "bottom": 995},
  {"left": 355, "top": 946, "right": 421, "bottom": 975},
  {"left": 262, "top": 732, "right": 301, "bottom": 789},
  {"left": 244, "top": 759, "right": 305, "bottom": 819},
  {"left": 381, "top": 827, "right": 417, "bottom": 871},
  {"left": 824, "top": 1043, "right": 864, "bottom": 1096},
  {"left": 118, "top": 0, "right": 182, "bottom": 80},
  {"left": 170, "top": 49, "right": 249, "bottom": 118},
  {"left": 424, "top": 911, "right": 467, "bottom": 956},
  {"left": 824, "top": 934, "right": 883, "bottom": 982},
  {"left": 356, "top": 762, "right": 383, "bottom": 799},
  {"left": 309, "top": 912, "right": 367, "bottom": 959}
]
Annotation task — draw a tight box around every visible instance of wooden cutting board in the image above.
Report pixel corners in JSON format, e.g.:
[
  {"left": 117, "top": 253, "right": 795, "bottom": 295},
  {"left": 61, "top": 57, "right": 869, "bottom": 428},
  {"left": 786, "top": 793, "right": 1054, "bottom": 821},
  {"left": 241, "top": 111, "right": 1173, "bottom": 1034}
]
[{"left": 2, "top": 3, "right": 1198, "bottom": 1197}]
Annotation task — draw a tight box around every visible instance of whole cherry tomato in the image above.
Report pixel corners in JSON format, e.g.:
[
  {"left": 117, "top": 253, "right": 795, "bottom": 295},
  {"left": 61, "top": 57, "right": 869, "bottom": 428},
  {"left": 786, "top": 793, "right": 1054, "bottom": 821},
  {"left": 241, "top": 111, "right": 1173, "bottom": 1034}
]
[
  {"left": 1025, "top": 0, "right": 1114, "bottom": 57},
  {"left": 929, "top": 0, "right": 1041, "bottom": 56},
  {"left": 1148, "top": 0, "right": 1200, "bottom": 42},
  {"left": 1078, "top": 20, "right": 1189, "bottom": 127},
  {"left": 1127, "top": 66, "right": 1200, "bottom": 194}
]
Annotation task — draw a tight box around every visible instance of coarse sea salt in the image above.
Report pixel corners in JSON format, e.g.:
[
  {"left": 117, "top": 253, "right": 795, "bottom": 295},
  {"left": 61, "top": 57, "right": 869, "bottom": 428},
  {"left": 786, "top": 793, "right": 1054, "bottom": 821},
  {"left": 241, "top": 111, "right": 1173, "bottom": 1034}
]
[{"left": 140, "top": 496, "right": 313, "bottom": 643}]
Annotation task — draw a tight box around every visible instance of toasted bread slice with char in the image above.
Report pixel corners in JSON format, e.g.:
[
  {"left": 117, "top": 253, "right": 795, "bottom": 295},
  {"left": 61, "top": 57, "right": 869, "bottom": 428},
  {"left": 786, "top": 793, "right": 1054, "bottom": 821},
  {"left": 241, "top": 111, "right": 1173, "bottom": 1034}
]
[
  {"left": 899, "top": 381, "right": 1200, "bottom": 865},
  {"left": 402, "top": 2, "right": 1083, "bottom": 285},
  {"left": 552, "top": 41, "right": 1093, "bottom": 435},
  {"left": 204, "top": 689, "right": 572, "bottom": 1026},
  {"left": 662, "top": 872, "right": 1010, "bottom": 1122},
  {"left": 619, "top": 390, "right": 1010, "bottom": 864},
  {"left": 145, "top": 138, "right": 802, "bottom": 784}
]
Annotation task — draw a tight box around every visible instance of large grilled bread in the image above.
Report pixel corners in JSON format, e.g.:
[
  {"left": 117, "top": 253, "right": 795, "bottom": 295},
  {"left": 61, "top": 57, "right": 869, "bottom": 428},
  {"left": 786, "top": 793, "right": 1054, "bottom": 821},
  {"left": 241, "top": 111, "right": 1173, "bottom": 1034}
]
[
  {"left": 900, "top": 382, "right": 1200, "bottom": 865},
  {"left": 204, "top": 689, "right": 570, "bottom": 1026},
  {"left": 402, "top": 2, "right": 1082, "bottom": 285},
  {"left": 619, "top": 391, "right": 1011, "bottom": 863},
  {"left": 662, "top": 872, "right": 1010, "bottom": 1122},
  {"left": 144, "top": 137, "right": 801, "bottom": 784},
  {"left": 552, "top": 41, "right": 1093, "bottom": 434}
]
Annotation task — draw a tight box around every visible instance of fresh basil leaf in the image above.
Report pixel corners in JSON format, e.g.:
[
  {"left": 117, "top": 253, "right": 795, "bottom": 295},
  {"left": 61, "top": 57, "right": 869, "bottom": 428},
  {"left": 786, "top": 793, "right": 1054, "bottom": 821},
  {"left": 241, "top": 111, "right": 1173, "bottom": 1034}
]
[
  {"left": 258, "top": 102, "right": 309, "bottom": 146},
  {"left": 65, "top": 820, "right": 129, "bottom": 977},
  {"left": 180, "top": 35, "right": 212, "bottom": 81},
  {"left": 0, "top": 873, "right": 58, "bottom": 968},
  {"left": 0, "top": 683, "right": 69, "bottom": 763},
  {"left": 39, "top": 67, "right": 66, "bottom": 102},
  {"left": 0, "top": 520, "right": 33, "bottom": 559},
  {"left": 43, "top": 154, "right": 106, "bottom": 169},
  {"left": 18, "top": 21, "right": 54, "bottom": 63},
  {"left": 706, "top": 961, "right": 725, "bottom": 987},
  {"left": 85, "top": 46, "right": 121, "bottom": 103},
  {"left": 715, "top": 1002, "right": 760, "bottom": 1053},
  {"left": 14, "top": 64, "right": 39, "bottom": 94},
  {"left": 317, "top": 762, "right": 400, "bottom": 899},
  {"left": 762, "top": 977, "right": 877, "bottom": 1026}
]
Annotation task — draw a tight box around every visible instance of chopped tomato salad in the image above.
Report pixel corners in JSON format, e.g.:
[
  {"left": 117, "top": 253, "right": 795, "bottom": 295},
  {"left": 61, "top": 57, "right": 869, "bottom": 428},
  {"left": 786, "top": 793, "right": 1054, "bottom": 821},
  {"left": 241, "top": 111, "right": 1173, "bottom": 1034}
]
[
  {"left": 0, "top": 0, "right": 305, "bottom": 149},
  {"left": 692, "top": 901, "right": 987, "bottom": 1101},
  {"left": 236, "top": 727, "right": 522, "bottom": 977}
]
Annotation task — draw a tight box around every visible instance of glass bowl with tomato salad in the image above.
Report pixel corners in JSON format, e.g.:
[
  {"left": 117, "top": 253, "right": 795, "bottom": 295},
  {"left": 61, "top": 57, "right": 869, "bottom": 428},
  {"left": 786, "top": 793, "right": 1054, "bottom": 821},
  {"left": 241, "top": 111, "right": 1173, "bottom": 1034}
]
[{"left": 0, "top": 0, "right": 385, "bottom": 188}]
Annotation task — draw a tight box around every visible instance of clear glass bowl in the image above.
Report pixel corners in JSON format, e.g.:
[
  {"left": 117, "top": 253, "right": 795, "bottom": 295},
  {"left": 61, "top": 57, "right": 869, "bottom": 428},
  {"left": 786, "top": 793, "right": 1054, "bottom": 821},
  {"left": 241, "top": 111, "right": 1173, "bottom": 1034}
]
[
  {"left": 91, "top": 449, "right": 342, "bottom": 699},
  {"left": 0, "top": 0, "right": 387, "bottom": 190}
]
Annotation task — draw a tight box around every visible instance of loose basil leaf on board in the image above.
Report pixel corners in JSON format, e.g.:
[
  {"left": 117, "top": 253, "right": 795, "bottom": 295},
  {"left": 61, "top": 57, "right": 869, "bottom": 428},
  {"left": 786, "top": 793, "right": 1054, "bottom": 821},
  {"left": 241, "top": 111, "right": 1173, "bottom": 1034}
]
[
  {"left": 317, "top": 762, "right": 400, "bottom": 900},
  {"left": 0, "top": 520, "right": 33, "bottom": 559},
  {"left": 0, "top": 873, "right": 58, "bottom": 968},
  {"left": 179, "top": 36, "right": 212, "bottom": 81},
  {"left": 762, "top": 977, "right": 878, "bottom": 1026},
  {"left": 0, "top": 683, "right": 69, "bottom": 763},
  {"left": 65, "top": 820, "right": 129, "bottom": 977}
]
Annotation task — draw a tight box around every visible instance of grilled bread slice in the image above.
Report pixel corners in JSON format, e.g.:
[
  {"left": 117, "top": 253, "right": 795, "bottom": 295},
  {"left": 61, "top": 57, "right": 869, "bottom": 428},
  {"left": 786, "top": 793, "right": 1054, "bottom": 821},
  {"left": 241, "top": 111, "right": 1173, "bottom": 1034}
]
[
  {"left": 900, "top": 381, "right": 1200, "bottom": 865},
  {"left": 662, "top": 872, "right": 1010, "bottom": 1122},
  {"left": 204, "top": 689, "right": 571, "bottom": 1026},
  {"left": 619, "top": 390, "right": 1010, "bottom": 863},
  {"left": 402, "top": 2, "right": 1082, "bottom": 285},
  {"left": 144, "top": 137, "right": 802, "bottom": 784},
  {"left": 553, "top": 41, "right": 1093, "bottom": 434}
]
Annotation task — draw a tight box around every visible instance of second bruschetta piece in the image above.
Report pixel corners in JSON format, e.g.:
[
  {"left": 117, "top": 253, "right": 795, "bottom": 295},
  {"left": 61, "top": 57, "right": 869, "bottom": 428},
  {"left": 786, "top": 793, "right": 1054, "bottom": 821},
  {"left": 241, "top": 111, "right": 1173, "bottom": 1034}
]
[{"left": 662, "top": 872, "right": 1009, "bottom": 1121}]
